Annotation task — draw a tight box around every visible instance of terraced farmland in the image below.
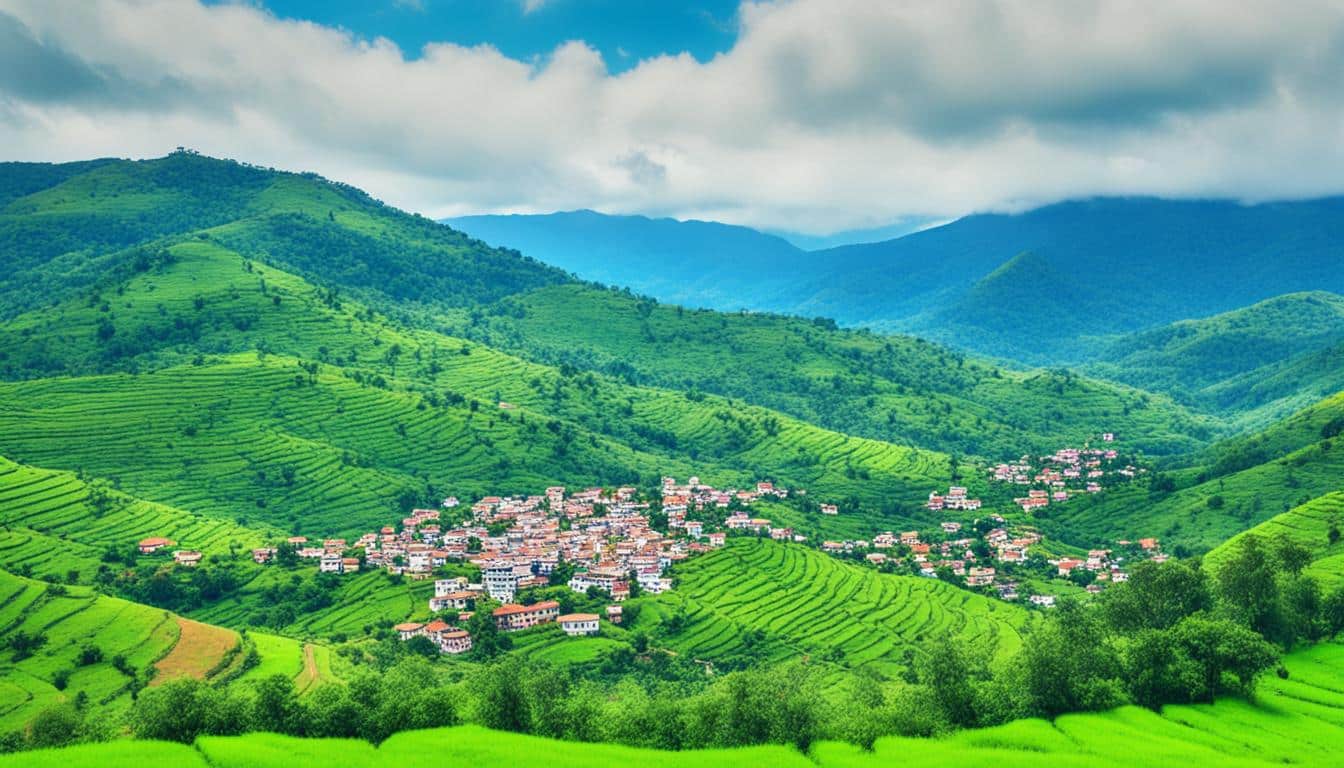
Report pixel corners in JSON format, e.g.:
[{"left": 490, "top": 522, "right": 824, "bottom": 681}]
[
  {"left": 649, "top": 538, "right": 1033, "bottom": 672},
  {"left": 6, "top": 643, "right": 1344, "bottom": 767},
  {"left": 1205, "top": 492, "right": 1344, "bottom": 585},
  {"left": 0, "top": 569, "right": 180, "bottom": 731},
  {"left": 0, "top": 456, "right": 271, "bottom": 580}
]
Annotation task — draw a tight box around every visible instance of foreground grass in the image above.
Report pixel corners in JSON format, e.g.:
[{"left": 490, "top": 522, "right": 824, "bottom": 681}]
[{"left": 5, "top": 643, "right": 1344, "bottom": 767}]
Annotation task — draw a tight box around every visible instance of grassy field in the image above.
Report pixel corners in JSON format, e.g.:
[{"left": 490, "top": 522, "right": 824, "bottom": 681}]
[
  {"left": 5, "top": 643, "right": 1344, "bottom": 766},
  {"left": 644, "top": 538, "right": 1033, "bottom": 673},
  {"left": 1204, "top": 492, "right": 1344, "bottom": 586},
  {"left": 0, "top": 569, "right": 180, "bottom": 732}
]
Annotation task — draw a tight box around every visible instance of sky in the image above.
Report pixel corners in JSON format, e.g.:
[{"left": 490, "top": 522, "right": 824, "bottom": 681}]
[{"left": 2, "top": 0, "right": 1344, "bottom": 234}]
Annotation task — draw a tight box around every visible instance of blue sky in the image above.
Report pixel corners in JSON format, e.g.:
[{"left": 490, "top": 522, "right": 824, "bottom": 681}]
[
  {"left": 4, "top": 1, "right": 1343, "bottom": 234},
  {"left": 229, "top": 0, "right": 741, "bottom": 72}
]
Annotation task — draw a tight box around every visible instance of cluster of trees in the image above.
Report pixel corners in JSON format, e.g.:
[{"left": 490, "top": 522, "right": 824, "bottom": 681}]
[{"left": 905, "top": 534, "right": 1344, "bottom": 732}]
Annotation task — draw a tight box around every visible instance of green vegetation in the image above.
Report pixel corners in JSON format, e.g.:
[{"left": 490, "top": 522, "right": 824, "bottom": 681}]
[
  {"left": 5, "top": 643, "right": 1344, "bottom": 766},
  {"left": 644, "top": 538, "right": 1032, "bottom": 672},
  {"left": 1087, "top": 291, "right": 1344, "bottom": 427},
  {"left": 453, "top": 284, "right": 1209, "bottom": 458}
]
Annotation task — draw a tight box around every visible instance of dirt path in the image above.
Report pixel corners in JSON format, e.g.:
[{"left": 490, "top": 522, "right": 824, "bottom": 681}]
[{"left": 295, "top": 642, "right": 319, "bottom": 692}]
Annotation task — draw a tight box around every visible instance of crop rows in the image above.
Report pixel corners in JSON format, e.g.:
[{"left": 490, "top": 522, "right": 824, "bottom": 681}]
[{"left": 655, "top": 539, "right": 1030, "bottom": 671}]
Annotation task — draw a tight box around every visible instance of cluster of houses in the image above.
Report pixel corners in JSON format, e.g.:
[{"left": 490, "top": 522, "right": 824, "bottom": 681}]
[
  {"left": 926, "top": 486, "right": 983, "bottom": 512},
  {"left": 990, "top": 435, "right": 1138, "bottom": 511},
  {"left": 137, "top": 537, "right": 203, "bottom": 567},
  {"left": 374, "top": 477, "right": 791, "bottom": 655}
]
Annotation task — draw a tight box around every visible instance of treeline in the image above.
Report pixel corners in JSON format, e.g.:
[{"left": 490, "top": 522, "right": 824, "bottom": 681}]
[{"left": 10, "top": 533, "right": 1343, "bottom": 756}]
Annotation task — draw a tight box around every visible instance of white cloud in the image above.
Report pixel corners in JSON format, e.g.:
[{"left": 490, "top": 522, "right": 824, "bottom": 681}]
[
  {"left": 2, "top": 0, "right": 1344, "bottom": 233},
  {"left": 520, "top": 0, "right": 549, "bottom": 15}
]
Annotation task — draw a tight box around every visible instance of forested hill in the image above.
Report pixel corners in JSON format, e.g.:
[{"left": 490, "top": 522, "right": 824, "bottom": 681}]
[
  {"left": 445, "top": 209, "right": 812, "bottom": 310},
  {"left": 449, "top": 198, "right": 1344, "bottom": 368},
  {"left": 0, "top": 151, "right": 570, "bottom": 320}
]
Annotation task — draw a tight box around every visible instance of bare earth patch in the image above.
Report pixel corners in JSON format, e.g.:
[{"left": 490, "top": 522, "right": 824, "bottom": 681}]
[{"left": 152, "top": 617, "right": 239, "bottom": 685}]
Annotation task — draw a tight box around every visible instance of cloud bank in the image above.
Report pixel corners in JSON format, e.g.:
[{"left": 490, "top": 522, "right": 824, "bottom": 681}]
[{"left": 2, "top": 0, "right": 1343, "bottom": 232}]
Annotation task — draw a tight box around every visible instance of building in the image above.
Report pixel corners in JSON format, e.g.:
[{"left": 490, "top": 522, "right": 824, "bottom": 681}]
[
  {"left": 394, "top": 622, "right": 424, "bottom": 640},
  {"left": 966, "top": 567, "right": 996, "bottom": 587},
  {"left": 605, "top": 605, "right": 623, "bottom": 624},
  {"left": 557, "top": 613, "right": 600, "bottom": 636},
  {"left": 173, "top": 550, "right": 203, "bottom": 567},
  {"left": 319, "top": 553, "right": 343, "bottom": 573},
  {"left": 138, "top": 537, "right": 174, "bottom": 554},
  {"left": 492, "top": 600, "right": 560, "bottom": 631},
  {"left": 483, "top": 563, "right": 518, "bottom": 602},
  {"left": 438, "top": 629, "right": 473, "bottom": 654},
  {"left": 429, "top": 591, "right": 475, "bottom": 613},
  {"left": 251, "top": 548, "right": 275, "bottom": 564}
]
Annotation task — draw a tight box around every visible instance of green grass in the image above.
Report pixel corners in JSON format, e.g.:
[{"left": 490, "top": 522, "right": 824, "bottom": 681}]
[
  {"left": 6, "top": 643, "right": 1344, "bottom": 767},
  {"left": 646, "top": 538, "right": 1033, "bottom": 673},
  {"left": 0, "top": 569, "right": 179, "bottom": 732},
  {"left": 1205, "top": 493, "right": 1344, "bottom": 586}
]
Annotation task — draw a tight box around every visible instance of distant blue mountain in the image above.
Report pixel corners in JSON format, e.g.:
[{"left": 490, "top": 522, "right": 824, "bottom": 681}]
[{"left": 445, "top": 197, "right": 1344, "bottom": 364}]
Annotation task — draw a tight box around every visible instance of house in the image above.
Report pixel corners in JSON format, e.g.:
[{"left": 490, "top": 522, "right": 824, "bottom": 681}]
[
  {"left": 251, "top": 548, "right": 275, "bottom": 564},
  {"left": 820, "top": 503, "right": 839, "bottom": 516},
  {"left": 429, "top": 591, "right": 475, "bottom": 612},
  {"left": 706, "top": 533, "right": 726, "bottom": 548},
  {"left": 940, "top": 521, "right": 962, "bottom": 534},
  {"left": 438, "top": 630, "right": 472, "bottom": 654},
  {"left": 341, "top": 557, "right": 361, "bottom": 573},
  {"left": 557, "top": 613, "right": 601, "bottom": 636},
  {"left": 966, "top": 567, "right": 996, "bottom": 586},
  {"left": 319, "top": 554, "right": 343, "bottom": 573},
  {"left": 605, "top": 605, "right": 623, "bottom": 624},
  {"left": 493, "top": 600, "right": 561, "bottom": 631},
  {"left": 138, "top": 537, "right": 175, "bottom": 554},
  {"left": 1057, "top": 558, "right": 1084, "bottom": 577},
  {"left": 1030, "top": 594, "right": 1057, "bottom": 607},
  {"left": 395, "top": 622, "right": 424, "bottom": 640},
  {"left": 900, "top": 531, "right": 920, "bottom": 546},
  {"left": 173, "top": 550, "right": 203, "bottom": 567},
  {"left": 483, "top": 563, "right": 518, "bottom": 602},
  {"left": 1138, "top": 537, "right": 1159, "bottom": 551}
]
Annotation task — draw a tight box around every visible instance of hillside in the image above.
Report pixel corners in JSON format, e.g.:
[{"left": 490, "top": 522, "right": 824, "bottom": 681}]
[
  {"left": 1086, "top": 292, "right": 1344, "bottom": 425},
  {"left": 451, "top": 284, "right": 1212, "bottom": 458},
  {"left": 0, "top": 152, "right": 568, "bottom": 321},
  {"left": 459, "top": 198, "right": 1344, "bottom": 375},
  {"left": 5, "top": 643, "right": 1344, "bottom": 767},
  {"left": 644, "top": 539, "right": 1032, "bottom": 673},
  {"left": 1204, "top": 493, "right": 1344, "bottom": 587},
  {"left": 1036, "top": 390, "right": 1344, "bottom": 552},
  {"left": 444, "top": 210, "right": 811, "bottom": 311}
]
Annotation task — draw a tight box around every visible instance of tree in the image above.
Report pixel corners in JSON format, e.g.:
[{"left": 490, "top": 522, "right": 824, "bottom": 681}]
[
  {"left": 1019, "top": 602, "right": 1125, "bottom": 717},
  {"left": 1324, "top": 586, "right": 1344, "bottom": 638},
  {"left": 26, "top": 705, "right": 84, "bottom": 749},
  {"left": 130, "top": 678, "right": 214, "bottom": 743},
  {"left": 1275, "top": 536, "right": 1314, "bottom": 576},
  {"left": 1214, "top": 535, "right": 1283, "bottom": 641},
  {"left": 1101, "top": 559, "right": 1211, "bottom": 632},
  {"left": 251, "top": 674, "right": 299, "bottom": 733},
  {"left": 473, "top": 657, "right": 530, "bottom": 733},
  {"left": 1171, "top": 615, "right": 1278, "bottom": 702},
  {"left": 915, "top": 637, "right": 988, "bottom": 727}
]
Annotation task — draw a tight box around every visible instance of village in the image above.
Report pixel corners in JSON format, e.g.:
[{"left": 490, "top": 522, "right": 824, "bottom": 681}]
[{"left": 132, "top": 436, "right": 1165, "bottom": 657}]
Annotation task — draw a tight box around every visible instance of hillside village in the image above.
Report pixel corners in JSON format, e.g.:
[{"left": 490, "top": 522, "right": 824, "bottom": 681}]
[{"left": 133, "top": 442, "right": 1170, "bottom": 660}]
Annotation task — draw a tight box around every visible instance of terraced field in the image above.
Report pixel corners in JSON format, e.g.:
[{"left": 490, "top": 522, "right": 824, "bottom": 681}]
[
  {"left": 1205, "top": 493, "right": 1344, "bottom": 585},
  {"left": 0, "top": 569, "right": 180, "bottom": 731},
  {"left": 649, "top": 539, "right": 1032, "bottom": 672},
  {"left": 6, "top": 643, "right": 1344, "bottom": 767},
  {"left": 0, "top": 456, "right": 271, "bottom": 580},
  {"left": 0, "top": 237, "right": 964, "bottom": 537},
  {"left": 189, "top": 568, "right": 436, "bottom": 639}
]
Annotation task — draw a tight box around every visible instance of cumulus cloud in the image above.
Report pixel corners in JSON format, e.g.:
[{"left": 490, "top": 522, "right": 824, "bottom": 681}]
[{"left": 1, "top": 0, "right": 1343, "bottom": 233}]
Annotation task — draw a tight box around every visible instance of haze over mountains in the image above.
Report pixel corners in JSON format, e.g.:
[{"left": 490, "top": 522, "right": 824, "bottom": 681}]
[{"left": 450, "top": 198, "right": 1344, "bottom": 371}]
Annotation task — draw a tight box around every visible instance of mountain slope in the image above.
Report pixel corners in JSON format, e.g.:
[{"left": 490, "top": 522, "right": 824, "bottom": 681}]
[
  {"left": 444, "top": 209, "right": 811, "bottom": 310},
  {"left": 454, "top": 283, "right": 1213, "bottom": 458},
  {"left": 1085, "top": 292, "right": 1344, "bottom": 424}
]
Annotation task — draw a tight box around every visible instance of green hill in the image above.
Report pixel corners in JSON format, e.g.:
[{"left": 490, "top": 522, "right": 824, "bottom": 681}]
[
  {"left": 454, "top": 283, "right": 1211, "bottom": 458},
  {"left": 1086, "top": 292, "right": 1344, "bottom": 425},
  {"left": 1204, "top": 493, "right": 1344, "bottom": 587},
  {"left": 643, "top": 539, "right": 1033, "bottom": 673},
  {"left": 1036, "top": 391, "right": 1344, "bottom": 552},
  {"left": 5, "top": 643, "right": 1344, "bottom": 767}
]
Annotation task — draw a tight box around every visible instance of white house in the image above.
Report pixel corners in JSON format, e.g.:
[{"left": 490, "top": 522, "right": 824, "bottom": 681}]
[{"left": 557, "top": 613, "right": 600, "bottom": 636}]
